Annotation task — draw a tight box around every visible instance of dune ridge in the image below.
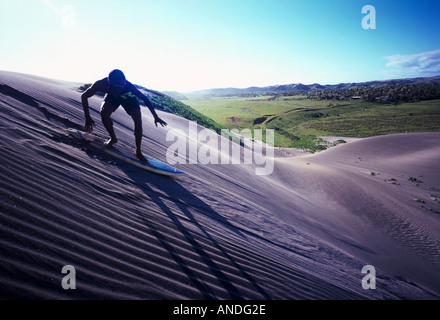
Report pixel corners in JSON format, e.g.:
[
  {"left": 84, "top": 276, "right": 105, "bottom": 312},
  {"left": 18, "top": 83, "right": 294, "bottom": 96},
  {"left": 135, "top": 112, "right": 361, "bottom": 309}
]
[{"left": 1, "top": 71, "right": 439, "bottom": 299}]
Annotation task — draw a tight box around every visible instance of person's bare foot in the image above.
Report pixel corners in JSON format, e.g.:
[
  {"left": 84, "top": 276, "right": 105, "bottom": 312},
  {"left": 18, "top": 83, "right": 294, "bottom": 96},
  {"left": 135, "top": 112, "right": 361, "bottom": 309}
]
[
  {"left": 104, "top": 138, "right": 118, "bottom": 149},
  {"left": 134, "top": 150, "right": 148, "bottom": 163}
]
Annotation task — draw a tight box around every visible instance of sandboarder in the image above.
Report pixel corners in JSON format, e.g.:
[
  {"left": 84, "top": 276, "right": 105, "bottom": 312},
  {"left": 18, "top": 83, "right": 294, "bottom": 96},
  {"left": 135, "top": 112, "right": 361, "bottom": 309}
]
[{"left": 81, "top": 69, "right": 167, "bottom": 162}]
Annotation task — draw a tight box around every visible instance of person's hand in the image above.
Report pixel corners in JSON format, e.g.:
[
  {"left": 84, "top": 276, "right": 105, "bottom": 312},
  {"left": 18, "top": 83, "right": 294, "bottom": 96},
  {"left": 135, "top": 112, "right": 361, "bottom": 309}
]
[
  {"left": 154, "top": 117, "right": 167, "bottom": 127},
  {"left": 83, "top": 117, "right": 95, "bottom": 132}
]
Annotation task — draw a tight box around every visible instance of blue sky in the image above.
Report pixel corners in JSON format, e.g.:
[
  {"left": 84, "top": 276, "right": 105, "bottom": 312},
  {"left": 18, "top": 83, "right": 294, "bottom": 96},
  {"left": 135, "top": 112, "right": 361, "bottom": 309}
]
[{"left": 1, "top": 0, "right": 439, "bottom": 92}]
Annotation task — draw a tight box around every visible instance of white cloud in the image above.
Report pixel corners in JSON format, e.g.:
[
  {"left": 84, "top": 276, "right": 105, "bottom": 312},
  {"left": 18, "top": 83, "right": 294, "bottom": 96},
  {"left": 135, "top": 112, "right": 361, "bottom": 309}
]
[{"left": 384, "top": 49, "right": 440, "bottom": 77}]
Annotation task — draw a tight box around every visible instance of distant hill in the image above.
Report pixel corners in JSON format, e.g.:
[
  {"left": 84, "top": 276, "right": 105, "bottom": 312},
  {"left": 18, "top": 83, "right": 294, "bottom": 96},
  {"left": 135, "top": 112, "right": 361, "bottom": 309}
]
[
  {"left": 184, "top": 76, "right": 440, "bottom": 98},
  {"left": 161, "top": 91, "right": 188, "bottom": 100}
]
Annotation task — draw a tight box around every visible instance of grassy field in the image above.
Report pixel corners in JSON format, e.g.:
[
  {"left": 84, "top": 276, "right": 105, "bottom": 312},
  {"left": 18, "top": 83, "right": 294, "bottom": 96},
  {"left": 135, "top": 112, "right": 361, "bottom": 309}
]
[{"left": 184, "top": 96, "right": 440, "bottom": 151}]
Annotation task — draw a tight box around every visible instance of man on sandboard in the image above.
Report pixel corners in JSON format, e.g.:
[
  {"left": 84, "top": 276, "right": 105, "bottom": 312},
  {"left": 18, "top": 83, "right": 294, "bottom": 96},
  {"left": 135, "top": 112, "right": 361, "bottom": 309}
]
[{"left": 81, "top": 69, "right": 167, "bottom": 162}]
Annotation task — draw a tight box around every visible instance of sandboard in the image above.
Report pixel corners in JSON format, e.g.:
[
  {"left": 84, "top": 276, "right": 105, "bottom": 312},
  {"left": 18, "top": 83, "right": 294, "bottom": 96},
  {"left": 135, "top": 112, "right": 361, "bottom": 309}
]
[{"left": 66, "top": 128, "right": 186, "bottom": 177}]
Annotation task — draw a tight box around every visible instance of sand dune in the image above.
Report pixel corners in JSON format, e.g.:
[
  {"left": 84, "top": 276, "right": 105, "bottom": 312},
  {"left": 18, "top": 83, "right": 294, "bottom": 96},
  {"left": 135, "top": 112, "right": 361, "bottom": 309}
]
[{"left": 1, "top": 70, "right": 439, "bottom": 299}]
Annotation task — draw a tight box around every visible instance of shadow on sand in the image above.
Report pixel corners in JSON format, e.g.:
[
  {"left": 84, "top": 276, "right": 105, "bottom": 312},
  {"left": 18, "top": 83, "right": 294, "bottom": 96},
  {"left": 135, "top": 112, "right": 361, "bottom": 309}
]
[{"left": 122, "top": 166, "right": 272, "bottom": 300}]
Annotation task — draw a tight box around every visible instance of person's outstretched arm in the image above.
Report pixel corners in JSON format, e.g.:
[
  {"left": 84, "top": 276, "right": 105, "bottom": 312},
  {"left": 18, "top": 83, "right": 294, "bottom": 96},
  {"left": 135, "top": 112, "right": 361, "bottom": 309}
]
[{"left": 132, "top": 87, "right": 168, "bottom": 127}]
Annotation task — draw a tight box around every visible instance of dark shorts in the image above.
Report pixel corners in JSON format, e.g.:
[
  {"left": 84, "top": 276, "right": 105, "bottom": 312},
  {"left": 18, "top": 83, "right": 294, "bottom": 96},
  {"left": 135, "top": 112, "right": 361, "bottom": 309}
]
[{"left": 103, "top": 93, "right": 140, "bottom": 116}]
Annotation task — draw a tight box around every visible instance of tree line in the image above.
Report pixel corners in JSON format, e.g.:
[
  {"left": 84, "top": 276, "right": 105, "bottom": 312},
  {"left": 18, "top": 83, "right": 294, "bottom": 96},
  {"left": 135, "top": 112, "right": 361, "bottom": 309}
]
[
  {"left": 304, "top": 83, "right": 440, "bottom": 103},
  {"left": 207, "top": 82, "right": 440, "bottom": 103}
]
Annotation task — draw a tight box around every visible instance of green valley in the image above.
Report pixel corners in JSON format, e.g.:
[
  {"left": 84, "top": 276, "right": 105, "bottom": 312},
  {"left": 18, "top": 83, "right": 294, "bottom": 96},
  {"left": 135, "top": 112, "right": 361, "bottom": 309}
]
[{"left": 184, "top": 96, "right": 440, "bottom": 151}]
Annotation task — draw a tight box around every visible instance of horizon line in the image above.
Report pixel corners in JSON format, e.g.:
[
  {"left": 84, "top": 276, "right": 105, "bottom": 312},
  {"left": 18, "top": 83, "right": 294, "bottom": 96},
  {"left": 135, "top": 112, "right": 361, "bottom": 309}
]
[{"left": 1, "top": 69, "right": 439, "bottom": 94}]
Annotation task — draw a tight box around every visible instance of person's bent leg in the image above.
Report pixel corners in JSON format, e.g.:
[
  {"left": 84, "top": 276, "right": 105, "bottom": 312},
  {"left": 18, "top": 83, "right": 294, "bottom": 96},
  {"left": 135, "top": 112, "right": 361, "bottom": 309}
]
[
  {"left": 100, "top": 101, "right": 118, "bottom": 148},
  {"left": 131, "top": 108, "right": 147, "bottom": 163}
]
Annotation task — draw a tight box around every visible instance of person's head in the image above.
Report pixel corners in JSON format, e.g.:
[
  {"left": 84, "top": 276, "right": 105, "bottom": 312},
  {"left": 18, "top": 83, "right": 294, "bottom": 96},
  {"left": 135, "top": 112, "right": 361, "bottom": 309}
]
[{"left": 108, "top": 69, "right": 126, "bottom": 88}]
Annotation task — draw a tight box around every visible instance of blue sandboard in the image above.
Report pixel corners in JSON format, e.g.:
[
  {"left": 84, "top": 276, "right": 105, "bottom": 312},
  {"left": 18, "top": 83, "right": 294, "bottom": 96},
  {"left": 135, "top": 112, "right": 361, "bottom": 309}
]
[{"left": 66, "top": 128, "right": 185, "bottom": 177}]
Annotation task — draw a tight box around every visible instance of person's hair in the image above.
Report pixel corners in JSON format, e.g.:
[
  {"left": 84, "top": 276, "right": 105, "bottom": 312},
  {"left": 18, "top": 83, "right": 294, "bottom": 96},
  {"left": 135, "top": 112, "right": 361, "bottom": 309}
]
[{"left": 108, "top": 69, "right": 125, "bottom": 83}]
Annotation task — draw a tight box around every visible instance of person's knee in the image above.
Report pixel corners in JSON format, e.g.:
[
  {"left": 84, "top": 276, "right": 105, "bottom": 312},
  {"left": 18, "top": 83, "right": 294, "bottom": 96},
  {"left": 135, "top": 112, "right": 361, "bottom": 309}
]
[
  {"left": 101, "top": 110, "right": 110, "bottom": 121},
  {"left": 131, "top": 109, "right": 142, "bottom": 126},
  {"left": 134, "top": 121, "right": 143, "bottom": 134},
  {"left": 101, "top": 106, "right": 113, "bottom": 121}
]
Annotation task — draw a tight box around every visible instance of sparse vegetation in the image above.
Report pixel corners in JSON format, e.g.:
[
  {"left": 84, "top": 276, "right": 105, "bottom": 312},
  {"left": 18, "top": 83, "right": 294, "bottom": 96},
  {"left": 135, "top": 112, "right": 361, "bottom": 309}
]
[
  {"left": 408, "top": 177, "right": 423, "bottom": 184},
  {"left": 387, "top": 178, "right": 400, "bottom": 185}
]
